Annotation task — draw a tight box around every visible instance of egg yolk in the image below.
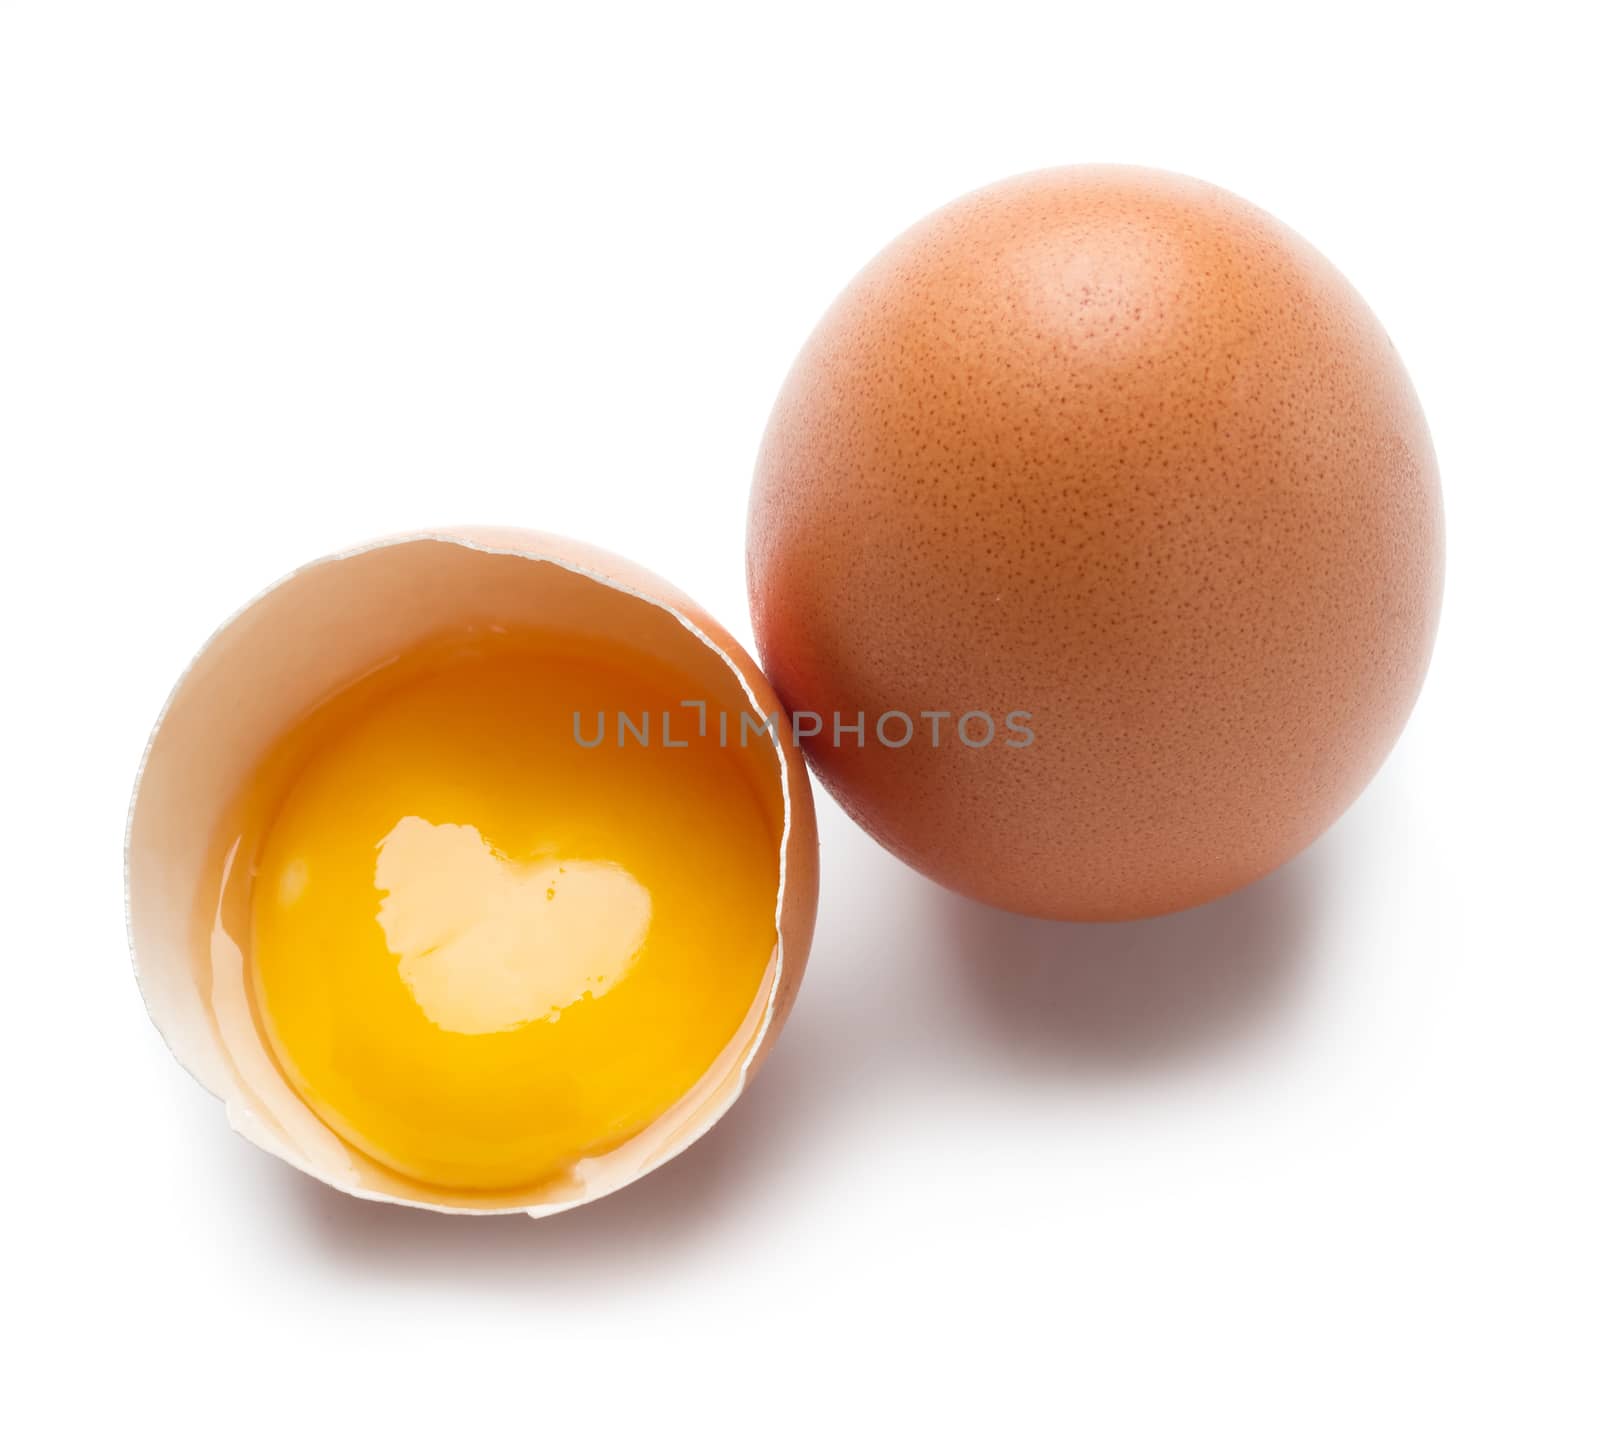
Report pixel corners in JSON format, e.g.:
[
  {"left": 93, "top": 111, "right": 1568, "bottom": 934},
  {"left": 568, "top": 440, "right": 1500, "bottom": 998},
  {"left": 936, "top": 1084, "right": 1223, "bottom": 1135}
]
[{"left": 248, "top": 642, "right": 780, "bottom": 1194}]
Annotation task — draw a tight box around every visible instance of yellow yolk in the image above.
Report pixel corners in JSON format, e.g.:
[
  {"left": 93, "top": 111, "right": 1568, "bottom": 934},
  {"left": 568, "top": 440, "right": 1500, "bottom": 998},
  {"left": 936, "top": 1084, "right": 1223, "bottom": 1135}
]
[{"left": 248, "top": 641, "right": 780, "bottom": 1194}]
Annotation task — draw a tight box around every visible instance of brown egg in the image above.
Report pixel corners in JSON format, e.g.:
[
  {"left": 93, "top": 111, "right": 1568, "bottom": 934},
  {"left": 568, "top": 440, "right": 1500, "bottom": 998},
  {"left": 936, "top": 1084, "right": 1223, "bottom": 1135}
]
[{"left": 748, "top": 166, "right": 1443, "bottom": 921}]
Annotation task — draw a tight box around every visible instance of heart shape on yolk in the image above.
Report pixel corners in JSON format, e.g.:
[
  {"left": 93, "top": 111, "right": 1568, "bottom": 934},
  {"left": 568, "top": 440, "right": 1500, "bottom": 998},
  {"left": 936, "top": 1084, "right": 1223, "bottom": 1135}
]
[{"left": 374, "top": 816, "right": 653, "bottom": 1036}]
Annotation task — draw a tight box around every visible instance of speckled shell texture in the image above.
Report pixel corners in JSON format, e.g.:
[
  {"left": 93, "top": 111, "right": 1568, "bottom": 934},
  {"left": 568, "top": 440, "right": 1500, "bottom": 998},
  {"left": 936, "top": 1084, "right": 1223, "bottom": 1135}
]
[{"left": 749, "top": 166, "right": 1443, "bottom": 921}]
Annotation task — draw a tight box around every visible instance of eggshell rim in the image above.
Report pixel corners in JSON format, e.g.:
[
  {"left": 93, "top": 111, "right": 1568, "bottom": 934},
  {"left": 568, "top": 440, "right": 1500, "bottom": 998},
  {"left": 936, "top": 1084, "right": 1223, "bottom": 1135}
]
[{"left": 124, "top": 528, "right": 816, "bottom": 1216}]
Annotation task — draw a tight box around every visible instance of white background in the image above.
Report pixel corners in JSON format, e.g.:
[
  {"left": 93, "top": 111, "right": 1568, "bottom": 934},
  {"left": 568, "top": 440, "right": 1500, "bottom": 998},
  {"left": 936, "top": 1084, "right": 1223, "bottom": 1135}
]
[{"left": 3, "top": 2, "right": 1595, "bottom": 1444}]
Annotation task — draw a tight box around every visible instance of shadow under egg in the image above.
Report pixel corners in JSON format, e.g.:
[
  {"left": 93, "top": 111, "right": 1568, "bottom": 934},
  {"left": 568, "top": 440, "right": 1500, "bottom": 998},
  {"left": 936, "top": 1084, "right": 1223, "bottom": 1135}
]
[
  {"left": 937, "top": 844, "right": 1330, "bottom": 1079},
  {"left": 270, "top": 1049, "right": 810, "bottom": 1294}
]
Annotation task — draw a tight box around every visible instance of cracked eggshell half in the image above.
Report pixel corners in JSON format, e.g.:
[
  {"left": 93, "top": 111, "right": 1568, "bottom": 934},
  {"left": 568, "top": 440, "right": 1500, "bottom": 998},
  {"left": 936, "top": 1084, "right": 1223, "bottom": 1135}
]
[{"left": 125, "top": 528, "right": 819, "bottom": 1216}]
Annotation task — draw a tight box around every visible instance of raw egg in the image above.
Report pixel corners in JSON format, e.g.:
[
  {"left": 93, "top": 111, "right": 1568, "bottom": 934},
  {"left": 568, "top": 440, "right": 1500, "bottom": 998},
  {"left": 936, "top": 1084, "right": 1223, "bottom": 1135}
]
[
  {"left": 126, "top": 530, "right": 818, "bottom": 1213},
  {"left": 749, "top": 165, "right": 1444, "bottom": 920}
]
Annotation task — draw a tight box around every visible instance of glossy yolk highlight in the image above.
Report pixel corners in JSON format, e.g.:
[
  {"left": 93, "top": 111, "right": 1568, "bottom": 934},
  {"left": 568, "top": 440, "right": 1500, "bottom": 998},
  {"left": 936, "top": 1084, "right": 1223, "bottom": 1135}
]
[{"left": 249, "top": 642, "right": 780, "bottom": 1194}]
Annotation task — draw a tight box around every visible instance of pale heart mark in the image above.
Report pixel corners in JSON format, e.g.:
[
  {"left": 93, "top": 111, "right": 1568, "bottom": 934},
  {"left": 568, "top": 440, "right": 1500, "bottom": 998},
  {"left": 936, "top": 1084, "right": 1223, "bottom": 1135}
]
[{"left": 373, "top": 816, "right": 652, "bottom": 1035}]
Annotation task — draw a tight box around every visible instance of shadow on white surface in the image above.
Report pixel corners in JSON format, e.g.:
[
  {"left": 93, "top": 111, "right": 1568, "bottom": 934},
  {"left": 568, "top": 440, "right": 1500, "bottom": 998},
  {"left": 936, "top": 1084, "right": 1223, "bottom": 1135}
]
[
  {"left": 276, "top": 1076, "right": 799, "bottom": 1285},
  {"left": 938, "top": 849, "right": 1324, "bottom": 1078}
]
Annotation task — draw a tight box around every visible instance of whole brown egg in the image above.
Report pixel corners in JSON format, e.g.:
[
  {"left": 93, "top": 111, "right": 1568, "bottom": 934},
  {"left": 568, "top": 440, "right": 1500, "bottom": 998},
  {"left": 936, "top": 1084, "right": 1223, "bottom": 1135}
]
[{"left": 748, "top": 166, "right": 1443, "bottom": 921}]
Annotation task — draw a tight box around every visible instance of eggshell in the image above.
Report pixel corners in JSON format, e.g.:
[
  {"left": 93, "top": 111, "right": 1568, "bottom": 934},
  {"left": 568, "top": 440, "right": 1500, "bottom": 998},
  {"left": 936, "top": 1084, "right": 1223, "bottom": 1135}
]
[
  {"left": 126, "top": 529, "right": 818, "bottom": 1214},
  {"left": 749, "top": 166, "right": 1443, "bottom": 920}
]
